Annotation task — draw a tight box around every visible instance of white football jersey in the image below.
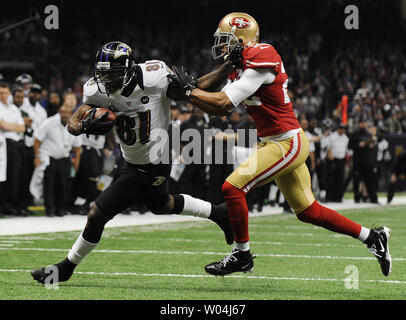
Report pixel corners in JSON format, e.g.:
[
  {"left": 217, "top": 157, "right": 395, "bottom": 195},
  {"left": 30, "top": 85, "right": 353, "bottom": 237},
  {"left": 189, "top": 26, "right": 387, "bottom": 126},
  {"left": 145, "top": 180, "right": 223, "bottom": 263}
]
[{"left": 83, "top": 60, "right": 172, "bottom": 164}]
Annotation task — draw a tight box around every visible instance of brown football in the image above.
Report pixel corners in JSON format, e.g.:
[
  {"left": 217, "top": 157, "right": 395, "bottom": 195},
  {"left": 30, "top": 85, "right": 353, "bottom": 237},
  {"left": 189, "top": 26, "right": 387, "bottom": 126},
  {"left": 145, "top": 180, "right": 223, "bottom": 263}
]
[{"left": 83, "top": 107, "right": 116, "bottom": 123}]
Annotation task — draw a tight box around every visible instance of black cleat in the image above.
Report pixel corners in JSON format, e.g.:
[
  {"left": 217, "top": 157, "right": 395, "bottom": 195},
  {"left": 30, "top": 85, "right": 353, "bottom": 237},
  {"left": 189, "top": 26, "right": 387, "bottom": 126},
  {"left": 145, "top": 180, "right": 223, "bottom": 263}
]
[
  {"left": 367, "top": 227, "right": 392, "bottom": 276},
  {"left": 209, "top": 203, "right": 234, "bottom": 245},
  {"left": 205, "top": 248, "right": 255, "bottom": 276},
  {"left": 31, "top": 258, "right": 76, "bottom": 284},
  {"left": 31, "top": 267, "right": 52, "bottom": 284}
]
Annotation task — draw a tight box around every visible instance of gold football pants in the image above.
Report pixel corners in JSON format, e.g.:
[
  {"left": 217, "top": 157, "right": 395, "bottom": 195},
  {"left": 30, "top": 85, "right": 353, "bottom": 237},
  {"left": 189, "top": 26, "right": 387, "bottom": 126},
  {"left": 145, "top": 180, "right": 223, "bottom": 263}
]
[{"left": 227, "top": 129, "right": 315, "bottom": 213}]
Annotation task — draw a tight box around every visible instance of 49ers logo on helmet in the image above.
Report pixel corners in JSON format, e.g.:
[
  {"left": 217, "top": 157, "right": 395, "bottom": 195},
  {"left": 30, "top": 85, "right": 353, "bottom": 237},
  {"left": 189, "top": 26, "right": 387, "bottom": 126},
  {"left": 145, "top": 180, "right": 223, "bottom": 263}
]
[{"left": 229, "top": 17, "right": 251, "bottom": 29}]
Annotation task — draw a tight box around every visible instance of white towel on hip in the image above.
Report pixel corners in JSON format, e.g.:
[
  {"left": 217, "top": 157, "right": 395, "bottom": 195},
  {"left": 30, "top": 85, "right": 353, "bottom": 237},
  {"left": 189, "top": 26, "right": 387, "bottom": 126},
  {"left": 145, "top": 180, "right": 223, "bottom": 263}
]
[
  {"left": 0, "top": 136, "right": 6, "bottom": 182},
  {"left": 29, "top": 154, "right": 50, "bottom": 200}
]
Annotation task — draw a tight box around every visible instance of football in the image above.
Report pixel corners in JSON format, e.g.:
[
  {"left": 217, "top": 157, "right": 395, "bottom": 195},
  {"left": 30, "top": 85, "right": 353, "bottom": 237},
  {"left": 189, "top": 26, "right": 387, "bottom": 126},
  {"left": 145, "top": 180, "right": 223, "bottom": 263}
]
[{"left": 83, "top": 107, "right": 116, "bottom": 123}]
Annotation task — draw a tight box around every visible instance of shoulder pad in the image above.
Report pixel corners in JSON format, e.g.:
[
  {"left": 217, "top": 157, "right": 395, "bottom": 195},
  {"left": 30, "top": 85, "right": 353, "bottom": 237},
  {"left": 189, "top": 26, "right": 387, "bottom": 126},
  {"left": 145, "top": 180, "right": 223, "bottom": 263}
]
[
  {"left": 82, "top": 77, "right": 110, "bottom": 106},
  {"left": 83, "top": 77, "right": 99, "bottom": 97},
  {"left": 243, "top": 43, "right": 281, "bottom": 69},
  {"left": 140, "top": 60, "right": 169, "bottom": 89}
]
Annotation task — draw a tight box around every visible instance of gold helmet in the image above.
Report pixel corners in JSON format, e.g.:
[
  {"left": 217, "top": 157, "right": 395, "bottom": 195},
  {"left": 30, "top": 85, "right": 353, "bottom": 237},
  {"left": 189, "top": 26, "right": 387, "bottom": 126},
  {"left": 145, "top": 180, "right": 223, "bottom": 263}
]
[{"left": 212, "top": 12, "right": 260, "bottom": 60}]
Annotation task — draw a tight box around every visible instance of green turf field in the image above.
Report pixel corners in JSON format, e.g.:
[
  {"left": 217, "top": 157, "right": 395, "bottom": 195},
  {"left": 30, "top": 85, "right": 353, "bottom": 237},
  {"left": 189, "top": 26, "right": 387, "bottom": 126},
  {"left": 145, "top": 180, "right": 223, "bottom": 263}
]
[{"left": 1, "top": 205, "right": 405, "bottom": 300}]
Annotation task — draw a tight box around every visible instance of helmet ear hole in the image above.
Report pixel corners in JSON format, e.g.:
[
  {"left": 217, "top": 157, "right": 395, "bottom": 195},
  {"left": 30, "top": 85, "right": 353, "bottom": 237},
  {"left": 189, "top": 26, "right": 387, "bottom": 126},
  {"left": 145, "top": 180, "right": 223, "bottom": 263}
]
[{"left": 238, "top": 39, "right": 243, "bottom": 43}]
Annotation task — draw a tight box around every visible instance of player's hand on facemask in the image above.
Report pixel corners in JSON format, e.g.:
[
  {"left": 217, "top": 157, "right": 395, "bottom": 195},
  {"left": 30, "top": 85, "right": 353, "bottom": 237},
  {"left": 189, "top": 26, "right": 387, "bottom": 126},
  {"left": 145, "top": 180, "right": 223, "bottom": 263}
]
[{"left": 226, "top": 43, "right": 244, "bottom": 68}]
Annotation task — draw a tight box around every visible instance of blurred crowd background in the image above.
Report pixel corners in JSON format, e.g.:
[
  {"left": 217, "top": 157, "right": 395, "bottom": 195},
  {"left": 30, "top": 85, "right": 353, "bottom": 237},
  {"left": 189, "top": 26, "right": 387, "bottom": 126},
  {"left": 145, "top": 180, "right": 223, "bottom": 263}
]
[{"left": 1, "top": 0, "right": 406, "bottom": 217}]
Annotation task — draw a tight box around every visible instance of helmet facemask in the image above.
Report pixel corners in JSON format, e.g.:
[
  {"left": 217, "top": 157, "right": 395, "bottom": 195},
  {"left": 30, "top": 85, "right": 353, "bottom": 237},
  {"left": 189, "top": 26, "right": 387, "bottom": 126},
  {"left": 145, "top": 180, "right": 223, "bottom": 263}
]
[
  {"left": 211, "top": 29, "right": 240, "bottom": 60},
  {"left": 94, "top": 59, "right": 135, "bottom": 96}
]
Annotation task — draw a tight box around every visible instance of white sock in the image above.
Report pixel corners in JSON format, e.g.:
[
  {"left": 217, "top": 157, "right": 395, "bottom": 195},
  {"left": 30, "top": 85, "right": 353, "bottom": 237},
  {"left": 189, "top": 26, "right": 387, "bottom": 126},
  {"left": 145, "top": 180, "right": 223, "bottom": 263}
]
[
  {"left": 178, "top": 194, "right": 212, "bottom": 218},
  {"left": 357, "top": 226, "right": 370, "bottom": 242},
  {"left": 67, "top": 233, "right": 99, "bottom": 265},
  {"left": 235, "top": 241, "right": 250, "bottom": 252}
]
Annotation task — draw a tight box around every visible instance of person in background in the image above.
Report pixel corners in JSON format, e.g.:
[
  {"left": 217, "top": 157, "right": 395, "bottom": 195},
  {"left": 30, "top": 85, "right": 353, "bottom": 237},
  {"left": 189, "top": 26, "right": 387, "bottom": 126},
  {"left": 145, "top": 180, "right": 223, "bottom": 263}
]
[
  {"left": 328, "top": 123, "right": 349, "bottom": 202},
  {"left": 8, "top": 73, "right": 33, "bottom": 105},
  {"left": 46, "top": 92, "right": 62, "bottom": 117},
  {"left": 0, "top": 76, "right": 7, "bottom": 216},
  {"left": 307, "top": 118, "right": 323, "bottom": 198},
  {"left": 33, "top": 104, "right": 82, "bottom": 217},
  {"left": 387, "top": 151, "right": 406, "bottom": 204},
  {"left": 376, "top": 127, "right": 391, "bottom": 193},
  {"left": 348, "top": 117, "right": 379, "bottom": 204},
  {"left": 15, "top": 73, "right": 33, "bottom": 97},
  {"left": 20, "top": 84, "right": 48, "bottom": 209},
  {"left": 318, "top": 120, "right": 333, "bottom": 202},
  {"left": 39, "top": 89, "right": 49, "bottom": 110},
  {"left": 71, "top": 130, "right": 116, "bottom": 214},
  {"left": 63, "top": 92, "right": 79, "bottom": 110},
  {"left": 169, "top": 102, "right": 179, "bottom": 121},
  {"left": 12, "top": 87, "right": 36, "bottom": 215},
  {"left": 301, "top": 118, "right": 316, "bottom": 180},
  {"left": 168, "top": 104, "right": 191, "bottom": 194},
  {"left": 0, "top": 82, "right": 26, "bottom": 216},
  {"left": 208, "top": 113, "right": 236, "bottom": 205},
  {"left": 178, "top": 107, "right": 209, "bottom": 200}
]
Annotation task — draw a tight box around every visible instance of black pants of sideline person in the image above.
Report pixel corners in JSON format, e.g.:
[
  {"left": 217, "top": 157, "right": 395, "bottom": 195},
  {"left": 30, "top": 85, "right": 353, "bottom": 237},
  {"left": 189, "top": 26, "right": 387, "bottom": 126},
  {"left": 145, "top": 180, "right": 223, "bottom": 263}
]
[
  {"left": 177, "top": 164, "right": 207, "bottom": 200},
  {"left": 208, "top": 164, "right": 234, "bottom": 205},
  {"left": 70, "top": 146, "right": 103, "bottom": 209},
  {"left": 352, "top": 163, "right": 378, "bottom": 203},
  {"left": 43, "top": 157, "right": 71, "bottom": 217},
  {"left": 21, "top": 146, "right": 34, "bottom": 209},
  {"left": 3, "top": 139, "right": 25, "bottom": 215},
  {"left": 329, "top": 158, "right": 346, "bottom": 202}
]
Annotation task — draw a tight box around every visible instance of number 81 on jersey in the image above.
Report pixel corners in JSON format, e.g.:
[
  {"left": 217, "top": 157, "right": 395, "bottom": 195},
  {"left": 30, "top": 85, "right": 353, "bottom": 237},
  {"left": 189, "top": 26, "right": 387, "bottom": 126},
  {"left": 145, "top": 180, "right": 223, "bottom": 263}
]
[{"left": 115, "top": 111, "right": 151, "bottom": 145}]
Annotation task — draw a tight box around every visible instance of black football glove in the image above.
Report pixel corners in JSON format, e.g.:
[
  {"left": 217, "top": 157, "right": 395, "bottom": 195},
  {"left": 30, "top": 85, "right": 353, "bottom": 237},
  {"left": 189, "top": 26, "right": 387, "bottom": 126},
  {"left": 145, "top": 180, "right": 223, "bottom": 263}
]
[
  {"left": 226, "top": 43, "right": 244, "bottom": 68},
  {"left": 167, "top": 65, "right": 198, "bottom": 96},
  {"left": 80, "top": 108, "right": 114, "bottom": 136}
]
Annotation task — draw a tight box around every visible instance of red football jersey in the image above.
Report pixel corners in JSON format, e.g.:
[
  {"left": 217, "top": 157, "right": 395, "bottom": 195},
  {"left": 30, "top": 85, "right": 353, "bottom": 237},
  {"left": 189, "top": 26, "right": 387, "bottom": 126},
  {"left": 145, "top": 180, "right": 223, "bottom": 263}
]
[{"left": 228, "top": 43, "right": 300, "bottom": 137}]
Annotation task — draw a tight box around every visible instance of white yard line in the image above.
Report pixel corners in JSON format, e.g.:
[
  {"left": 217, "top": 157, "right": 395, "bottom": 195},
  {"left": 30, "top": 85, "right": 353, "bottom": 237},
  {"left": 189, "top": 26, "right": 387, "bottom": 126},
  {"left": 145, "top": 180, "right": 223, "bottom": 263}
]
[
  {"left": 1, "top": 268, "right": 405, "bottom": 285},
  {"left": 1, "top": 196, "right": 405, "bottom": 236},
  {"left": 0, "top": 235, "right": 366, "bottom": 248},
  {"left": 1, "top": 246, "right": 405, "bottom": 261}
]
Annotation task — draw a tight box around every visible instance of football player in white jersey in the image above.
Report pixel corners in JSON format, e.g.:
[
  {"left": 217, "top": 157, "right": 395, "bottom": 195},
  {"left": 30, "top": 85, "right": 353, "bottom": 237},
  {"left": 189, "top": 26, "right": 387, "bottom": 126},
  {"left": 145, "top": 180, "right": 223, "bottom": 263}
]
[{"left": 31, "top": 41, "right": 235, "bottom": 284}]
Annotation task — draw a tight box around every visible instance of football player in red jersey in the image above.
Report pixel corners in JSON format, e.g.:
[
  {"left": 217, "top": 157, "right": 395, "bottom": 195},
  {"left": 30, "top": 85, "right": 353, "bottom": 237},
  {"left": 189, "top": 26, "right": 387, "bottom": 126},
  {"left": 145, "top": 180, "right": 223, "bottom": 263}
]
[{"left": 171, "top": 12, "right": 392, "bottom": 276}]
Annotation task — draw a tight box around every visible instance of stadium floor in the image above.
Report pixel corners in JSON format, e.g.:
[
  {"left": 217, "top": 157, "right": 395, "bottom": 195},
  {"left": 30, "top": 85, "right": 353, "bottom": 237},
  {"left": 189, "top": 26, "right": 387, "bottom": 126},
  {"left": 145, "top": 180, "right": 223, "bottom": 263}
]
[{"left": 1, "top": 198, "right": 405, "bottom": 300}]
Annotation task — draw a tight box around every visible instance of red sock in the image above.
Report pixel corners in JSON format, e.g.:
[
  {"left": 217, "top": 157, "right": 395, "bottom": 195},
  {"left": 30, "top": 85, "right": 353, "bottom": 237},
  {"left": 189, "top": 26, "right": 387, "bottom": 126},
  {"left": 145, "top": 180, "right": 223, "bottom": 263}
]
[
  {"left": 297, "top": 200, "right": 362, "bottom": 238},
  {"left": 222, "top": 181, "right": 249, "bottom": 243}
]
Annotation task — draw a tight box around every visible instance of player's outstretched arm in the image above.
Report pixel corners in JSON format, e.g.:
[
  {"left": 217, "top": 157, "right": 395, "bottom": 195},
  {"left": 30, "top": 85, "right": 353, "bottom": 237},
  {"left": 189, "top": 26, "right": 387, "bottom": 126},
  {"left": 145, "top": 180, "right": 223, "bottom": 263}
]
[
  {"left": 67, "top": 104, "right": 93, "bottom": 136},
  {"left": 167, "top": 65, "right": 234, "bottom": 115},
  {"left": 197, "top": 61, "right": 233, "bottom": 92},
  {"left": 189, "top": 89, "right": 234, "bottom": 114},
  {"left": 189, "top": 95, "right": 232, "bottom": 116}
]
